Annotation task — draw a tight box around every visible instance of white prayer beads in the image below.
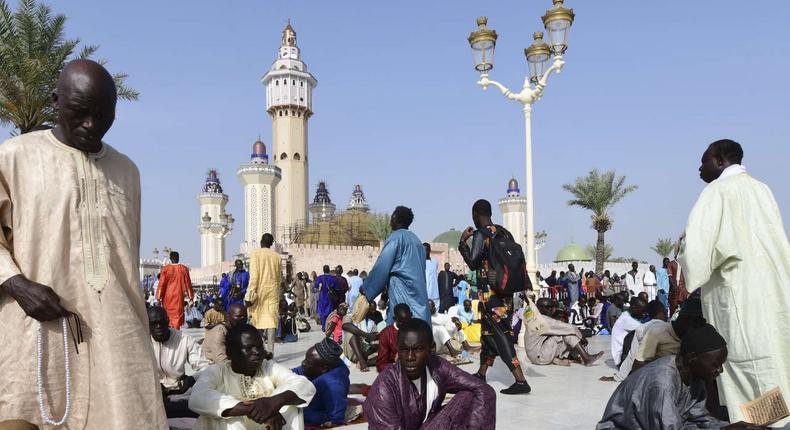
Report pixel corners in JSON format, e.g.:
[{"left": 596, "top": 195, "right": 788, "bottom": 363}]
[{"left": 36, "top": 317, "right": 71, "bottom": 426}]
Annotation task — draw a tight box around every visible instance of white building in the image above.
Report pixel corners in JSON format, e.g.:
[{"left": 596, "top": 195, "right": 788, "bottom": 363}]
[
  {"left": 197, "top": 170, "right": 234, "bottom": 267},
  {"left": 262, "top": 22, "right": 317, "bottom": 245},
  {"left": 499, "top": 178, "right": 528, "bottom": 254},
  {"left": 237, "top": 139, "right": 281, "bottom": 255}
]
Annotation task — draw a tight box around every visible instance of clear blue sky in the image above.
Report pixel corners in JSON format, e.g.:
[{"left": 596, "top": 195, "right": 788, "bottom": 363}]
[{"left": 5, "top": 1, "right": 789, "bottom": 267}]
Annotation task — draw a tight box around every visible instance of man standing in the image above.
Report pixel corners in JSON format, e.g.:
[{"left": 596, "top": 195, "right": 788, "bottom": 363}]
[
  {"left": 158, "top": 251, "right": 194, "bottom": 329},
  {"left": 459, "top": 199, "right": 531, "bottom": 395},
  {"left": 0, "top": 60, "right": 168, "bottom": 427},
  {"left": 437, "top": 263, "right": 457, "bottom": 313},
  {"left": 219, "top": 259, "right": 249, "bottom": 311},
  {"left": 668, "top": 245, "right": 689, "bottom": 317},
  {"left": 643, "top": 265, "right": 658, "bottom": 301},
  {"left": 625, "top": 262, "right": 643, "bottom": 296},
  {"left": 334, "top": 265, "right": 349, "bottom": 309},
  {"left": 315, "top": 265, "right": 340, "bottom": 329},
  {"left": 656, "top": 258, "right": 670, "bottom": 309},
  {"left": 679, "top": 139, "right": 790, "bottom": 425},
  {"left": 361, "top": 206, "right": 430, "bottom": 324},
  {"left": 246, "top": 233, "right": 282, "bottom": 354},
  {"left": 423, "top": 243, "right": 440, "bottom": 306},
  {"left": 564, "top": 264, "right": 581, "bottom": 307},
  {"left": 347, "top": 269, "right": 363, "bottom": 309}
]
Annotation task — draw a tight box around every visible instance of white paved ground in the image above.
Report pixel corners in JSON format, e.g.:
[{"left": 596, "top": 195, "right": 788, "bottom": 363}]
[{"left": 183, "top": 324, "right": 621, "bottom": 429}]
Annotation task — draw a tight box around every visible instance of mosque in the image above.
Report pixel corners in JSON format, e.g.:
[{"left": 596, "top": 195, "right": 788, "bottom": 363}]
[{"left": 138, "top": 23, "right": 532, "bottom": 286}]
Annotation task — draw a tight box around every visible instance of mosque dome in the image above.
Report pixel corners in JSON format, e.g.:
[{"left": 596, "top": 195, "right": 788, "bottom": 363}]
[
  {"left": 251, "top": 139, "right": 269, "bottom": 163},
  {"left": 347, "top": 184, "right": 370, "bottom": 212},
  {"left": 202, "top": 169, "right": 223, "bottom": 193},
  {"left": 313, "top": 181, "right": 332, "bottom": 204},
  {"left": 554, "top": 243, "right": 591, "bottom": 262},
  {"left": 508, "top": 178, "right": 520, "bottom": 193},
  {"left": 433, "top": 228, "right": 463, "bottom": 251}
]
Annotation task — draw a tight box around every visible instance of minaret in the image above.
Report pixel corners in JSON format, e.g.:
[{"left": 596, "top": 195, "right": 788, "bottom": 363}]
[
  {"left": 499, "top": 178, "right": 528, "bottom": 253},
  {"left": 237, "top": 139, "right": 281, "bottom": 255},
  {"left": 309, "top": 181, "right": 335, "bottom": 223},
  {"left": 347, "top": 185, "right": 370, "bottom": 212},
  {"left": 198, "top": 170, "right": 234, "bottom": 267},
  {"left": 261, "top": 22, "right": 317, "bottom": 245}
]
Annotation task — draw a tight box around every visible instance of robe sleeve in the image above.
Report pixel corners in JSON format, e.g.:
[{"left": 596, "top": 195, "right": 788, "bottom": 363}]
[
  {"left": 246, "top": 254, "right": 259, "bottom": 304},
  {"left": 679, "top": 186, "right": 739, "bottom": 293},
  {"left": 268, "top": 361, "right": 316, "bottom": 406},
  {"left": 458, "top": 231, "right": 486, "bottom": 270},
  {"left": 0, "top": 175, "right": 21, "bottom": 285},
  {"left": 304, "top": 372, "right": 348, "bottom": 425},
  {"left": 218, "top": 276, "right": 230, "bottom": 301},
  {"left": 156, "top": 267, "right": 169, "bottom": 302},
  {"left": 187, "top": 335, "right": 210, "bottom": 377},
  {"left": 376, "top": 328, "right": 396, "bottom": 372},
  {"left": 363, "top": 236, "right": 398, "bottom": 300},
  {"left": 362, "top": 371, "right": 402, "bottom": 430},
  {"left": 439, "top": 358, "right": 497, "bottom": 428},
  {"left": 188, "top": 365, "right": 242, "bottom": 418},
  {"left": 184, "top": 267, "right": 194, "bottom": 300}
]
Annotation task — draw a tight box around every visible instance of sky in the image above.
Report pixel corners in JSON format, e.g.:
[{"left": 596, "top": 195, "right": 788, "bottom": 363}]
[{"left": 4, "top": 1, "right": 789, "bottom": 267}]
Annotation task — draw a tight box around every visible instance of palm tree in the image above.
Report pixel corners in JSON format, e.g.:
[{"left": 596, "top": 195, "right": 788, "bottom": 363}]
[
  {"left": 563, "top": 169, "right": 638, "bottom": 273},
  {"left": 0, "top": 0, "right": 138, "bottom": 134},
  {"left": 586, "top": 243, "right": 613, "bottom": 262},
  {"left": 367, "top": 212, "right": 392, "bottom": 244},
  {"left": 651, "top": 238, "right": 675, "bottom": 258}
]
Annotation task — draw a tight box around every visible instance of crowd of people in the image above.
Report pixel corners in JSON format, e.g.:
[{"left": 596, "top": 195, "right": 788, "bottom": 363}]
[{"left": 0, "top": 60, "right": 787, "bottom": 430}]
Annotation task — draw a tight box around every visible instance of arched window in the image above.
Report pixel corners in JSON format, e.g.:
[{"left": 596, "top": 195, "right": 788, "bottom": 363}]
[
  {"left": 278, "top": 110, "right": 282, "bottom": 117},
  {"left": 280, "top": 153, "right": 288, "bottom": 160},
  {"left": 292, "top": 80, "right": 296, "bottom": 85},
  {"left": 293, "top": 153, "right": 301, "bottom": 160},
  {"left": 275, "top": 80, "right": 279, "bottom": 86},
  {"left": 300, "top": 81, "right": 304, "bottom": 87}
]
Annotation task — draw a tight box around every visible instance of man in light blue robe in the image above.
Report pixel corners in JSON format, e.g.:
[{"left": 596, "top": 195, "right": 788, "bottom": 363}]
[
  {"left": 656, "top": 258, "right": 670, "bottom": 309},
  {"left": 362, "top": 206, "right": 430, "bottom": 324},
  {"left": 423, "top": 243, "right": 440, "bottom": 305}
]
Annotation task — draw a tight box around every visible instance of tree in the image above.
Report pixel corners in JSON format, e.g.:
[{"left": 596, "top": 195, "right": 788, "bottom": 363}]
[
  {"left": 651, "top": 238, "right": 675, "bottom": 258},
  {"left": 586, "top": 244, "right": 613, "bottom": 262},
  {"left": 367, "top": 212, "right": 391, "bottom": 243},
  {"left": 0, "top": 0, "right": 139, "bottom": 134},
  {"left": 563, "top": 169, "right": 638, "bottom": 273}
]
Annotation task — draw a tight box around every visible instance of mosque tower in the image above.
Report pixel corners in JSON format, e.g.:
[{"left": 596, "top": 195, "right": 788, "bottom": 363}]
[
  {"left": 499, "top": 178, "right": 528, "bottom": 253},
  {"left": 237, "top": 138, "right": 281, "bottom": 254},
  {"left": 261, "top": 21, "right": 317, "bottom": 245},
  {"left": 198, "top": 170, "right": 234, "bottom": 267},
  {"left": 347, "top": 185, "right": 370, "bottom": 212},
  {"left": 309, "top": 181, "right": 335, "bottom": 223}
]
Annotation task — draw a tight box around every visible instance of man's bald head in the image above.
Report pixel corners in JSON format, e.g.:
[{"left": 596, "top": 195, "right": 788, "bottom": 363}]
[
  {"left": 52, "top": 59, "right": 117, "bottom": 152},
  {"left": 226, "top": 303, "right": 248, "bottom": 328}
]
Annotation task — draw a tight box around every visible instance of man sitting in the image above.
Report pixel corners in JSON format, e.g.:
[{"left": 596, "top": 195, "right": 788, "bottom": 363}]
[
  {"left": 189, "top": 324, "right": 316, "bottom": 429},
  {"left": 428, "top": 299, "right": 479, "bottom": 358},
  {"left": 377, "top": 303, "right": 413, "bottom": 372},
  {"left": 342, "top": 301, "right": 380, "bottom": 372},
  {"left": 363, "top": 319, "right": 497, "bottom": 429},
  {"left": 292, "top": 338, "right": 371, "bottom": 428},
  {"left": 324, "top": 302, "right": 348, "bottom": 343},
  {"left": 203, "top": 303, "right": 248, "bottom": 364},
  {"left": 457, "top": 299, "right": 482, "bottom": 343},
  {"left": 148, "top": 307, "right": 209, "bottom": 418},
  {"left": 523, "top": 298, "right": 604, "bottom": 366},
  {"left": 203, "top": 297, "right": 226, "bottom": 331},
  {"left": 611, "top": 297, "right": 647, "bottom": 367},
  {"left": 597, "top": 324, "right": 766, "bottom": 429}
]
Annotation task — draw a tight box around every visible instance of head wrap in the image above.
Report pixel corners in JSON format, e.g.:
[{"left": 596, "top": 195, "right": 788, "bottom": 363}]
[
  {"left": 315, "top": 338, "right": 343, "bottom": 368},
  {"left": 680, "top": 323, "right": 727, "bottom": 355},
  {"left": 678, "top": 298, "right": 703, "bottom": 316}
]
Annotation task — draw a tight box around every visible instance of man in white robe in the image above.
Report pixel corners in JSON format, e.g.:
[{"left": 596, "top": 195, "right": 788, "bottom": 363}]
[
  {"left": 610, "top": 298, "right": 646, "bottom": 367},
  {"left": 148, "top": 307, "right": 209, "bottom": 390},
  {"left": 189, "top": 324, "right": 316, "bottom": 429},
  {"left": 0, "top": 60, "right": 168, "bottom": 428},
  {"left": 679, "top": 139, "right": 790, "bottom": 425}
]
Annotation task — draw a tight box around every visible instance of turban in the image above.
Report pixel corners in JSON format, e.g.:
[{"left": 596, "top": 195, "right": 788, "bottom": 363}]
[
  {"left": 315, "top": 338, "right": 343, "bottom": 368},
  {"left": 680, "top": 323, "right": 727, "bottom": 355}
]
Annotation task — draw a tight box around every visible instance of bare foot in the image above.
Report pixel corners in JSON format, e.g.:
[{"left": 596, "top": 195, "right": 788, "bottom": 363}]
[
  {"left": 585, "top": 351, "right": 605, "bottom": 367},
  {"left": 552, "top": 358, "right": 571, "bottom": 367},
  {"left": 599, "top": 376, "right": 616, "bottom": 382}
]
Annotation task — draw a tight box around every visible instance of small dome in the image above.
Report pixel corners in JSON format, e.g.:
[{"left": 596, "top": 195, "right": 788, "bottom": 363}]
[
  {"left": 433, "top": 228, "right": 463, "bottom": 251},
  {"left": 555, "top": 243, "right": 591, "bottom": 263},
  {"left": 507, "top": 178, "right": 520, "bottom": 195},
  {"left": 253, "top": 139, "right": 266, "bottom": 155}
]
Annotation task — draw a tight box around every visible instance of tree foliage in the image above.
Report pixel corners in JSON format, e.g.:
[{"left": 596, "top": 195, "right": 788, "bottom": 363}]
[
  {"left": 0, "top": 0, "right": 138, "bottom": 134},
  {"left": 586, "top": 244, "right": 613, "bottom": 262},
  {"left": 367, "top": 212, "right": 392, "bottom": 243},
  {"left": 651, "top": 237, "right": 675, "bottom": 258}
]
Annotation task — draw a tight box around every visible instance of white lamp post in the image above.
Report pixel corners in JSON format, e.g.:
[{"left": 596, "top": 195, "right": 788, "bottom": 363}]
[{"left": 467, "top": 0, "right": 575, "bottom": 285}]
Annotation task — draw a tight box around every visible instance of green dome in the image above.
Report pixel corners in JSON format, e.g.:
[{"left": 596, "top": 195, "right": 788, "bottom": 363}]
[
  {"left": 433, "top": 228, "right": 463, "bottom": 250},
  {"left": 555, "top": 243, "right": 591, "bottom": 262}
]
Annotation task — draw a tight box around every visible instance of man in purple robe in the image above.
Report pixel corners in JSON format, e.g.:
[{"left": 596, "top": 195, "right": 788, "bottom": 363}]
[{"left": 363, "top": 318, "right": 496, "bottom": 430}]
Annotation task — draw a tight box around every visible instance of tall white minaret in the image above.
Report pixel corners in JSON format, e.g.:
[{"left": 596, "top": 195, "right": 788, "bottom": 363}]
[
  {"left": 198, "top": 170, "right": 234, "bottom": 267},
  {"left": 499, "top": 178, "right": 528, "bottom": 253},
  {"left": 261, "top": 21, "right": 317, "bottom": 245},
  {"left": 237, "top": 139, "right": 281, "bottom": 255}
]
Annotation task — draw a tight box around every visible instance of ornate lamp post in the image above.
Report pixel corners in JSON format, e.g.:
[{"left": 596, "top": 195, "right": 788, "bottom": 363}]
[{"left": 467, "top": 0, "right": 575, "bottom": 284}]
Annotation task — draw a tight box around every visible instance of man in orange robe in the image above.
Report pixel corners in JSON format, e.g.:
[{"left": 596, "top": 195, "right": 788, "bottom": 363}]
[{"left": 157, "top": 251, "right": 194, "bottom": 329}]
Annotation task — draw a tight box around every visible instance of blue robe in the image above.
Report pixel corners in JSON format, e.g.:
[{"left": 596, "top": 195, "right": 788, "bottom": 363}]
[
  {"left": 363, "top": 229, "right": 430, "bottom": 324},
  {"left": 656, "top": 267, "right": 670, "bottom": 308},
  {"left": 292, "top": 364, "right": 350, "bottom": 426},
  {"left": 425, "top": 258, "right": 439, "bottom": 302},
  {"left": 218, "top": 270, "right": 249, "bottom": 311},
  {"left": 314, "top": 274, "right": 339, "bottom": 328}
]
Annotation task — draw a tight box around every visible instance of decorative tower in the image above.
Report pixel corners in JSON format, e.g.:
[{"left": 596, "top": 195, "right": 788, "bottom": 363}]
[
  {"left": 499, "top": 178, "right": 528, "bottom": 253},
  {"left": 261, "top": 21, "right": 317, "bottom": 245},
  {"left": 347, "top": 185, "right": 370, "bottom": 212},
  {"left": 309, "top": 181, "right": 335, "bottom": 223},
  {"left": 237, "top": 139, "right": 281, "bottom": 255},
  {"left": 198, "top": 170, "right": 234, "bottom": 267}
]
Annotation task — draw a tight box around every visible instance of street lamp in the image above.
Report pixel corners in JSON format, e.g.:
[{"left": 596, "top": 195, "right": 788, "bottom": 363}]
[{"left": 467, "top": 0, "right": 575, "bottom": 285}]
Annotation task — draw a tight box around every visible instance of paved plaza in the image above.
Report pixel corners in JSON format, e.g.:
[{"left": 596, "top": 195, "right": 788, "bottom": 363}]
[{"left": 184, "top": 325, "right": 620, "bottom": 429}]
